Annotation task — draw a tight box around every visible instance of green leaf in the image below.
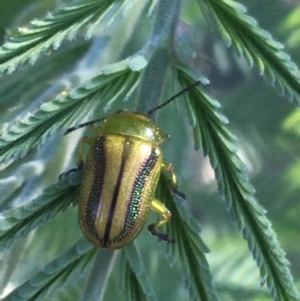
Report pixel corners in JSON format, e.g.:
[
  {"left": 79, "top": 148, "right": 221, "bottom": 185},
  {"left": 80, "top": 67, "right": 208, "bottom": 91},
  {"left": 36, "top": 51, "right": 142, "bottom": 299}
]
[
  {"left": 157, "top": 174, "right": 218, "bottom": 301},
  {"left": 177, "top": 68, "right": 300, "bottom": 301},
  {"left": 1, "top": 237, "right": 97, "bottom": 301},
  {"left": 0, "top": 59, "right": 144, "bottom": 163},
  {"left": 199, "top": 0, "right": 300, "bottom": 104},
  {"left": 0, "top": 0, "right": 118, "bottom": 75},
  {"left": 121, "top": 243, "right": 159, "bottom": 301},
  {"left": 0, "top": 173, "right": 82, "bottom": 251}
]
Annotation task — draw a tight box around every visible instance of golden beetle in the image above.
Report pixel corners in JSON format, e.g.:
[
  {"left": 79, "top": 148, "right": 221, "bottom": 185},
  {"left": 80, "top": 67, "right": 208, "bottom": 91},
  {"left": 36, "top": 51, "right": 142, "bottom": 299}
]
[{"left": 61, "top": 82, "right": 199, "bottom": 250}]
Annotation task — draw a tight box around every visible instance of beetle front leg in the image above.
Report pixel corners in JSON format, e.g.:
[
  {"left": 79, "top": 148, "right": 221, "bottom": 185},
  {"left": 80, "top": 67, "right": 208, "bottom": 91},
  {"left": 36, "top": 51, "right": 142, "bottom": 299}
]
[
  {"left": 148, "top": 198, "right": 174, "bottom": 243},
  {"left": 161, "top": 162, "right": 185, "bottom": 199},
  {"left": 59, "top": 136, "right": 92, "bottom": 179}
]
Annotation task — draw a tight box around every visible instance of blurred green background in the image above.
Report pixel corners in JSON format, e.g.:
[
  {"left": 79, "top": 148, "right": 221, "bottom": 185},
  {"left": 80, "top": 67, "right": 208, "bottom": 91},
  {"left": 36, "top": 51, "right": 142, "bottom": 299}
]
[{"left": 0, "top": 0, "right": 299, "bottom": 300}]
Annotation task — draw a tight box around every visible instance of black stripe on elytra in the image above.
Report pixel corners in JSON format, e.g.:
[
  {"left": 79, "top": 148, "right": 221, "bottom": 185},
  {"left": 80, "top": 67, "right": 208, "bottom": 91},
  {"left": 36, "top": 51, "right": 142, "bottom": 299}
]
[
  {"left": 113, "top": 146, "right": 159, "bottom": 243},
  {"left": 102, "top": 139, "right": 130, "bottom": 248},
  {"left": 86, "top": 135, "right": 106, "bottom": 243}
]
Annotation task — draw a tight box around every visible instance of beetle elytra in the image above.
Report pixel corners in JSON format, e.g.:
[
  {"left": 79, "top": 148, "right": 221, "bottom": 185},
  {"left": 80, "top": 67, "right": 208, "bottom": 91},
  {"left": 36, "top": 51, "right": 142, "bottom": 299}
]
[{"left": 61, "top": 81, "right": 200, "bottom": 250}]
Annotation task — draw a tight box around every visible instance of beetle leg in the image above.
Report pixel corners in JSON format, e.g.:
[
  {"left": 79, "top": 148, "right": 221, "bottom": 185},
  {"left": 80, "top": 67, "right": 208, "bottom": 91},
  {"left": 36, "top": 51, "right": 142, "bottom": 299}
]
[
  {"left": 161, "top": 162, "right": 186, "bottom": 199},
  {"left": 59, "top": 136, "right": 92, "bottom": 179},
  {"left": 148, "top": 198, "right": 174, "bottom": 243}
]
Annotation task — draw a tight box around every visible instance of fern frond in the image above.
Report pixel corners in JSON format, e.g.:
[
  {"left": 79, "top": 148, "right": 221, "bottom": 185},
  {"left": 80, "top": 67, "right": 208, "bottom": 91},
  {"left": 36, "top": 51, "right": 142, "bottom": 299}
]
[
  {"left": 123, "top": 262, "right": 150, "bottom": 301},
  {"left": 2, "top": 238, "right": 96, "bottom": 301},
  {"left": 0, "top": 0, "right": 115, "bottom": 75},
  {"left": 0, "top": 58, "right": 145, "bottom": 163},
  {"left": 0, "top": 40, "right": 89, "bottom": 126},
  {"left": 121, "top": 243, "right": 159, "bottom": 301},
  {"left": 0, "top": 173, "right": 81, "bottom": 251},
  {"left": 199, "top": 0, "right": 300, "bottom": 104},
  {"left": 177, "top": 69, "right": 300, "bottom": 301},
  {"left": 158, "top": 174, "right": 218, "bottom": 301}
]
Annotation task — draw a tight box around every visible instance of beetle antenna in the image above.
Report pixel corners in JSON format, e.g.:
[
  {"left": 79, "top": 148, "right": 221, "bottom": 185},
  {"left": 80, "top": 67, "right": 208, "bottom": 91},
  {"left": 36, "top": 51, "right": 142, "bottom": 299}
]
[
  {"left": 147, "top": 80, "right": 201, "bottom": 116},
  {"left": 64, "top": 117, "right": 106, "bottom": 135}
]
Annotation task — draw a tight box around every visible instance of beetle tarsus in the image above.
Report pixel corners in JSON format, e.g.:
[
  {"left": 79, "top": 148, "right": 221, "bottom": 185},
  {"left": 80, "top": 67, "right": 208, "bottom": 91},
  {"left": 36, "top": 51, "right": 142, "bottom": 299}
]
[
  {"left": 59, "top": 168, "right": 78, "bottom": 179},
  {"left": 147, "top": 224, "right": 175, "bottom": 244},
  {"left": 59, "top": 161, "right": 84, "bottom": 179},
  {"left": 171, "top": 187, "right": 186, "bottom": 200}
]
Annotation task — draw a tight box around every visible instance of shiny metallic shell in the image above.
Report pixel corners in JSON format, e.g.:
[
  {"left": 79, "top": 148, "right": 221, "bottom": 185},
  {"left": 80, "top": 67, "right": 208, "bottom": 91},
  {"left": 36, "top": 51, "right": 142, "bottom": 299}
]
[{"left": 78, "top": 133, "right": 162, "bottom": 249}]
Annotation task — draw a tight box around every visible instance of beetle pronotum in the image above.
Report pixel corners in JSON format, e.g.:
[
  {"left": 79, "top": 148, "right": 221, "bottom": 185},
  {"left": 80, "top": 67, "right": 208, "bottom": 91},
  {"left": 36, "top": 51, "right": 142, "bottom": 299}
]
[{"left": 61, "top": 81, "right": 200, "bottom": 250}]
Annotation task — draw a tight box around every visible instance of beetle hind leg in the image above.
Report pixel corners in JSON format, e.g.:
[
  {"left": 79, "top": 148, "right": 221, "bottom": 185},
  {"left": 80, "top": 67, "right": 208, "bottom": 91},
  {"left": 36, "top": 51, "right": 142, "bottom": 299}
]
[
  {"left": 161, "top": 162, "right": 186, "bottom": 199},
  {"left": 148, "top": 198, "right": 174, "bottom": 243}
]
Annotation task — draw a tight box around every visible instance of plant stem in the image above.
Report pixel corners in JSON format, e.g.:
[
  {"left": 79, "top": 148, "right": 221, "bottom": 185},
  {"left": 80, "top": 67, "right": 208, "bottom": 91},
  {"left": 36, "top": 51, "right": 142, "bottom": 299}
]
[
  {"left": 136, "top": 0, "right": 182, "bottom": 115},
  {"left": 80, "top": 251, "right": 117, "bottom": 301}
]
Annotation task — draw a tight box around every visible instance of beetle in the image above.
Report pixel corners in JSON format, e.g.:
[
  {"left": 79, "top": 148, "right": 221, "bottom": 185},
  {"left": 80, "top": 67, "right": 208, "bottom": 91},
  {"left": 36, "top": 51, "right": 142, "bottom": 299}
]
[{"left": 60, "top": 81, "right": 200, "bottom": 250}]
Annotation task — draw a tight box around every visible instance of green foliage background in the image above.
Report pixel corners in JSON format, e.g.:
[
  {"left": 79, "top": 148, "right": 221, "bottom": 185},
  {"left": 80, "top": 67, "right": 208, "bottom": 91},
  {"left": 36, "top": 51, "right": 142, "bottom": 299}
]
[{"left": 0, "top": 0, "right": 300, "bottom": 301}]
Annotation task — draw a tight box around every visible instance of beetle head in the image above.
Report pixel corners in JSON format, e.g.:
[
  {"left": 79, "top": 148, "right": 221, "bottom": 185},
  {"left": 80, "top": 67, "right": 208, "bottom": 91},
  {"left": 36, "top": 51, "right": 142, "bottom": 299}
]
[{"left": 101, "top": 111, "right": 169, "bottom": 145}]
